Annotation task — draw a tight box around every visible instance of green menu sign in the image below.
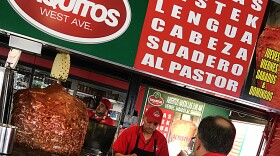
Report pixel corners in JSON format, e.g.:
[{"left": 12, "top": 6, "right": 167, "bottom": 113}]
[
  {"left": 0, "top": 0, "right": 148, "bottom": 67},
  {"left": 146, "top": 88, "right": 205, "bottom": 116}
]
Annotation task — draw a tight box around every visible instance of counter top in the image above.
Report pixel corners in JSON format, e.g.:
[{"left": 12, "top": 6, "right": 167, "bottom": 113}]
[
  {"left": 11, "top": 145, "right": 59, "bottom": 156},
  {"left": 10, "top": 144, "right": 107, "bottom": 156}
]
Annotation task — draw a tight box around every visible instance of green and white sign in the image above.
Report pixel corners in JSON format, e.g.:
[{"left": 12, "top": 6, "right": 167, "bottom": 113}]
[
  {"left": 146, "top": 88, "right": 205, "bottom": 116},
  {"left": 0, "top": 0, "right": 148, "bottom": 67}
]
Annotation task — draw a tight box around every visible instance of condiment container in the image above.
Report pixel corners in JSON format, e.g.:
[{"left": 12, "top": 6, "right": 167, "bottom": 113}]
[{"left": 0, "top": 123, "right": 17, "bottom": 155}]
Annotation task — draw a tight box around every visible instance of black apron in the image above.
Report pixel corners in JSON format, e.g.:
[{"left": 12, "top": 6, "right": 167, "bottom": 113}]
[{"left": 127, "top": 128, "right": 157, "bottom": 156}]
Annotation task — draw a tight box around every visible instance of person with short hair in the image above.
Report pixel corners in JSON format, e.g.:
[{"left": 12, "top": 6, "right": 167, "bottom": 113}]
[
  {"left": 88, "top": 98, "right": 115, "bottom": 126},
  {"left": 193, "top": 115, "right": 236, "bottom": 156},
  {"left": 112, "top": 106, "right": 169, "bottom": 156}
]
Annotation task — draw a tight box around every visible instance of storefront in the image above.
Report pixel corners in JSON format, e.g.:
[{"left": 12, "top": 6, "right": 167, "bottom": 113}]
[{"left": 0, "top": 0, "right": 280, "bottom": 156}]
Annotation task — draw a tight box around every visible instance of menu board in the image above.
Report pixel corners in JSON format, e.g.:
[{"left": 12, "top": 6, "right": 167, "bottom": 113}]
[{"left": 134, "top": 0, "right": 268, "bottom": 98}]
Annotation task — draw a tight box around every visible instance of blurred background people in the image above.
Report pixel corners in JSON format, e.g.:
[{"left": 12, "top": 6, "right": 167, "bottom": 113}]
[{"left": 88, "top": 98, "right": 115, "bottom": 126}]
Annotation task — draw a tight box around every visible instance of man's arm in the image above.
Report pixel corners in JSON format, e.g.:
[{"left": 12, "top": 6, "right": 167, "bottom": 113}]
[
  {"left": 158, "top": 136, "right": 170, "bottom": 156},
  {"left": 112, "top": 127, "right": 135, "bottom": 155},
  {"left": 107, "top": 117, "right": 115, "bottom": 126}
]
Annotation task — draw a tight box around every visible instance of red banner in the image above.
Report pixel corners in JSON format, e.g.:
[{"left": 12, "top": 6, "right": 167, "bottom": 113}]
[
  {"left": 134, "top": 0, "right": 268, "bottom": 97},
  {"left": 156, "top": 108, "right": 174, "bottom": 138}
]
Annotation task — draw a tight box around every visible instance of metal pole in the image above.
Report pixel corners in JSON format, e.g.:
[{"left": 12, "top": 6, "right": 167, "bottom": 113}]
[
  {"left": 0, "top": 66, "right": 14, "bottom": 124},
  {"left": 119, "top": 74, "right": 142, "bottom": 127},
  {"left": 3, "top": 67, "right": 14, "bottom": 124}
]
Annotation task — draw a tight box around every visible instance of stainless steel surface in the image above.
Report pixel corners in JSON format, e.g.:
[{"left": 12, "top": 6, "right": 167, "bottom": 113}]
[
  {"left": 0, "top": 123, "right": 17, "bottom": 154},
  {"left": 0, "top": 67, "right": 14, "bottom": 124},
  {"left": 12, "top": 145, "right": 107, "bottom": 156},
  {"left": 81, "top": 148, "right": 102, "bottom": 156}
]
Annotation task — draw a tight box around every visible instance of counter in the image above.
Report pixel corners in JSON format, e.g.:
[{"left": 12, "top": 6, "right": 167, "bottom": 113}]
[{"left": 10, "top": 144, "right": 109, "bottom": 156}]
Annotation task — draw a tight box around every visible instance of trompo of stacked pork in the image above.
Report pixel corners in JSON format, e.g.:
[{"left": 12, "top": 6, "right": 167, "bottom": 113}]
[{"left": 11, "top": 83, "right": 89, "bottom": 155}]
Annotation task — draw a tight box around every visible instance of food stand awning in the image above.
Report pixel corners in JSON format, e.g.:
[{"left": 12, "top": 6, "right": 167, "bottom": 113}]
[{"left": 2, "top": 0, "right": 280, "bottom": 113}]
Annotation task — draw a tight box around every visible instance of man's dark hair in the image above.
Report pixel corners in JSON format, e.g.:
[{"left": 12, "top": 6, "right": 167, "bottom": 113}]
[{"left": 198, "top": 115, "right": 236, "bottom": 154}]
